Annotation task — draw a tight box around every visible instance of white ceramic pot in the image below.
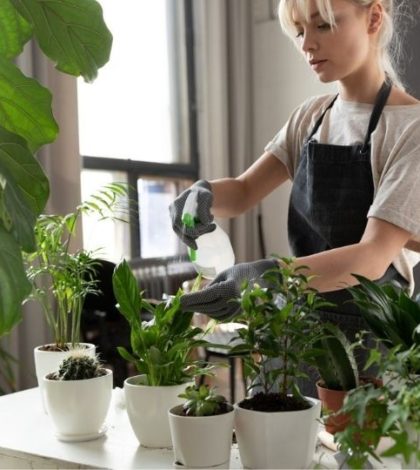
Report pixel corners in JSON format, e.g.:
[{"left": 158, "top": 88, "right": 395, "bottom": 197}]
[
  {"left": 169, "top": 404, "right": 234, "bottom": 468},
  {"left": 34, "top": 343, "right": 96, "bottom": 412},
  {"left": 124, "top": 375, "right": 193, "bottom": 448},
  {"left": 234, "top": 396, "right": 321, "bottom": 469},
  {"left": 43, "top": 369, "right": 112, "bottom": 441}
]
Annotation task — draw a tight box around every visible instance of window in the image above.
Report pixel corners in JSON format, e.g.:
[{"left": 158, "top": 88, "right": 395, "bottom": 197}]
[{"left": 78, "top": 0, "right": 198, "bottom": 263}]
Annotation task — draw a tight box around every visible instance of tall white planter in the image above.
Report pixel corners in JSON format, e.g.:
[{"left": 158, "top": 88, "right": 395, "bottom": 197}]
[
  {"left": 34, "top": 343, "right": 96, "bottom": 411},
  {"left": 43, "top": 369, "right": 112, "bottom": 441},
  {"left": 234, "top": 397, "right": 321, "bottom": 469},
  {"left": 169, "top": 404, "right": 234, "bottom": 468},
  {"left": 124, "top": 375, "right": 193, "bottom": 448}
]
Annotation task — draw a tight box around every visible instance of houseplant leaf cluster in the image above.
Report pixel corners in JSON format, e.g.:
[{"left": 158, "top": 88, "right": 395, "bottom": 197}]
[
  {"left": 0, "top": 0, "right": 112, "bottom": 338},
  {"left": 25, "top": 183, "right": 127, "bottom": 349},
  {"left": 113, "top": 260, "right": 211, "bottom": 386}
]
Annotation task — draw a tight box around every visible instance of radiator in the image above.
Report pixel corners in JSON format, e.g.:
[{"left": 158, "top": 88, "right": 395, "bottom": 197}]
[{"left": 130, "top": 260, "right": 196, "bottom": 300}]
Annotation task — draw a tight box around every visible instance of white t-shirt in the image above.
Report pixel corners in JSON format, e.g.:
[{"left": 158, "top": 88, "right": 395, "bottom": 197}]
[{"left": 265, "top": 94, "right": 420, "bottom": 293}]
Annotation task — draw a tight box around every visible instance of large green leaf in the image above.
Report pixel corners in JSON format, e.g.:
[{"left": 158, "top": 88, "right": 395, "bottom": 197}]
[
  {"left": 0, "top": 0, "right": 32, "bottom": 58},
  {"left": 12, "top": 0, "right": 112, "bottom": 82},
  {"left": 0, "top": 125, "right": 49, "bottom": 251},
  {"left": 0, "top": 57, "right": 58, "bottom": 150},
  {"left": 0, "top": 225, "right": 31, "bottom": 336}
]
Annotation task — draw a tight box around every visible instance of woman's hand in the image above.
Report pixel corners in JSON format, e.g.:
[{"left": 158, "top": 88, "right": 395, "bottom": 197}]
[{"left": 169, "top": 180, "right": 215, "bottom": 249}]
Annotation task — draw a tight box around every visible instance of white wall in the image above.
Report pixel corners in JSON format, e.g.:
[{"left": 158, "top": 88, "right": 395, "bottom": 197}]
[{"left": 251, "top": 2, "right": 336, "bottom": 257}]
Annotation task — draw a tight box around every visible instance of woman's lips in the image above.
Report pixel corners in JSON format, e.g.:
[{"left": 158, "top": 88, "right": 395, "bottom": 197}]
[{"left": 310, "top": 60, "right": 327, "bottom": 71}]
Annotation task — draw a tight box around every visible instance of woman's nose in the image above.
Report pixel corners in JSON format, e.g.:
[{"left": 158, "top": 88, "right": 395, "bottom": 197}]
[{"left": 301, "top": 31, "right": 318, "bottom": 53}]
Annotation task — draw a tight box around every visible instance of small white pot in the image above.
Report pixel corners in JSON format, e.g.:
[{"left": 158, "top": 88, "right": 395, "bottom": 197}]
[
  {"left": 43, "top": 369, "right": 112, "bottom": 441},
  {"left": 234, "top": 396, "right": 321, "bottom": 469},
  {"left": 124, "top": 375, "right": 193, "bottom": 448},
  {"left": 169, "top": 404, "right": 234, "bottom": 468},
  {"left": 34, "top": 343, "right": 96, "bottom": 412}
]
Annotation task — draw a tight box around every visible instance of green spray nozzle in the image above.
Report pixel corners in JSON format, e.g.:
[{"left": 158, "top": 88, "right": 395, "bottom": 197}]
[{"left": 182, "top": 192, "right": 199, "bottom": 262}]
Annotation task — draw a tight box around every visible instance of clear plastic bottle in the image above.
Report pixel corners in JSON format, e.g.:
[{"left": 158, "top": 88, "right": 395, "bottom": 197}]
[{"left": 182, "top": 192, "right": 235, "bottom": 280}]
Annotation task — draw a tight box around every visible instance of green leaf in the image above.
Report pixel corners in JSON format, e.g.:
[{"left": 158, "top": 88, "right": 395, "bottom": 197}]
[
  {"left": 0, "top": 0, "right": 32, "bottom": 58},
  {"left": 0, "top": 126, "right": 49, "bottom": 251},
  {"left": 113, "top": 260, "right": 142, "bottom": 325},
  {"left": 0, "top": 57, "right": 58, "bottom": 150},
  {"left": 0, "top": 225, "right": 31, "bottom": 336},
  {"left": 12, "top": 0, "right": 112, "bottom": 82}
]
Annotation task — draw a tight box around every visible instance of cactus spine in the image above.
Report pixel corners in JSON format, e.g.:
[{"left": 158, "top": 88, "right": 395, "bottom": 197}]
[{"left": 57, "top": 354, "right": 105, "bottom": 380}]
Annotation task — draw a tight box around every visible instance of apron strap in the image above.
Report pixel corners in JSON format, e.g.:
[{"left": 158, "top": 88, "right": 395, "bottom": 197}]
[
  {"left": 307, "top": 94, "right": 339, "bottom": 141},
  {"left": 360, "top": 80, "right": 393, "bottom": 154}
]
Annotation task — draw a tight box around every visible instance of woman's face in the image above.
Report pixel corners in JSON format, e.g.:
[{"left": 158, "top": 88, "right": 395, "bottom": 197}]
[{"left": 292, "top": 0, "right": 377, "bottom": 84}]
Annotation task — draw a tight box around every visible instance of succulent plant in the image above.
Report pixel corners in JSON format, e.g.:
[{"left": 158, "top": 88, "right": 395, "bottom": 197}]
[
  {"left": 179, "top": 384, "right": 229, "bottom": 416},
  {"left": 55, "top": 353, "right": 105, "bottom": 381},
  {"left": 313, "top": 323, "right": 359, "bottom": 391}
]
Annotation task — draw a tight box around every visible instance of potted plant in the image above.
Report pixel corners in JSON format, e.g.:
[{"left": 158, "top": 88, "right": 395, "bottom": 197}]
[
  {"left": 335, "top": 344, "right": 420, "bottom": 469},
  {"left": 229, "top": 257, "right": 328, "bottom": 469},
  {"left": 43, "top": 350, "right": 113, "bottom": 442},
  {"left": 0, "top": 0, "right": 112, "bottom": 352},
  {"left": 25, "top": 183, "right": 126, "bottom": 407},
  {"left": 168, "top": 384, "right": 234, "bottom": 468},
  {"left": 112, "top": 260, "right": 214, "bottom": 448}
]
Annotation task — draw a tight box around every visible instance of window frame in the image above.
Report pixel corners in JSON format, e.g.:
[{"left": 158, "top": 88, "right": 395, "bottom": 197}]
[{"left": 81, "top": 0, "right": 199, "bottom": 262}]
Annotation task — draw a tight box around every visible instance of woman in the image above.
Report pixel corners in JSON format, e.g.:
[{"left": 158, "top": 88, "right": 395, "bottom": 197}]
[{"left": 169, "top": 0, "right": 420, "bottom": 391}]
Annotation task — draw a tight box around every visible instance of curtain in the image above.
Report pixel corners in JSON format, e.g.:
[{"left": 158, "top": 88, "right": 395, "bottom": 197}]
[
  {"left": 193, "top": 0, "right": 260, "bottom": 264},
  {"left": 3, "top": 41, "right": 82, "bottom": 391}
]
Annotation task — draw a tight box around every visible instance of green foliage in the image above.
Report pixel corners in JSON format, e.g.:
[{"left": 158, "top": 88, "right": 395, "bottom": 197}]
[
  {"left": 335, "top": 344, "right": 420, "bottom": 469},
  {"left": 349, "top": 275, "right": 420, "bottom": 368},
  {"left": 0, "top": 0, "right": 112, "bottom": 338},
  {"left": 312, "top": 323, "right": 359, "bottom": 391},
  {"left": 229, "top": 257, "right": 330, "bottom": 397},
  {"left": 55, "top": 353, "right": 104, "bottom": 380},
  {"left": 24, "top": 184, "right": 127, "bottom": 348},
  {"left": 0, "top": 343, "right": 17, "bottom": 394},
  {"left": 113, "top": 260, "right": 212, "bottom": 387},
  {"left": 179, "top": 384, "right": 229, "bottom": 416}
]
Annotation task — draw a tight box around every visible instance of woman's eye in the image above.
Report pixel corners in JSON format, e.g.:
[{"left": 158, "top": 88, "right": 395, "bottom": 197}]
[
  {"left": 317, "top": 23, "right": 332, "bottom": 30},
  {"left": 295, "top": 31, "right": 303, "bottom": 38}
]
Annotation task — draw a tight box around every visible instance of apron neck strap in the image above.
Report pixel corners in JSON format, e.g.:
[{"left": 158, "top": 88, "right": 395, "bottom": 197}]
[
  {"left": 360, "top": 79, "right": 392, "bottom": 153},
  {"left": 307, "top": 94, "right": 339, "bottom": 141}
]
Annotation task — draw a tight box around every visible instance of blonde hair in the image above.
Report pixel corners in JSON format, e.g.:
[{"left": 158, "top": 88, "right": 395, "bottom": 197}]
[{"left": 278, "top": 0, "right": 405, "bottom": 89}]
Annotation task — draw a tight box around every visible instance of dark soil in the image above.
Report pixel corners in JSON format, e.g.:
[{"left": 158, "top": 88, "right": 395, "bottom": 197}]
[
  {"left": 239, "top": 392, "right": 311, "bottom": 412},
  {"left": 39, "top": 343, "right": 90, "bottom": 352}
]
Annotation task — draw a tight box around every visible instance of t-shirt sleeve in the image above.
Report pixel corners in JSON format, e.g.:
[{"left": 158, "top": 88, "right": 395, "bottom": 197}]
[
  {"left": 368, "top": 123, "right": 420, "bottom": 247},
  {"left": 264, "top": 95, "right": 333, "bottom": 179}
]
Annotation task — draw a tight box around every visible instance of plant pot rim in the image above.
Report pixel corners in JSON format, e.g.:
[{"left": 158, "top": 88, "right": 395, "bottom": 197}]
[
  {"left": 124, "top": 374, "right": 193, "bottom": 389},
  {"left": 168, "top": 403, "right": 234, "bottom": 418},
  {"left": 43, "top": 368, "right": 112, "bottom": 383},
  {"left": 234, "top": 396, "right": 319, "bottom": 415},
  {"left": 316, "top": 380, "right": 348, "bottom": 394},
  {"left": 35, "top": 342, "right": 95, "bottom": 353}
]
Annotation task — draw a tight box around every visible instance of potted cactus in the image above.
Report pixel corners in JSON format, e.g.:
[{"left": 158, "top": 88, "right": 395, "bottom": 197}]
[
  {"left": 43, "top": 351, "right": 112, "bottom": 441},
  {"left": 112, "top": 260, "right": 213, "bottom": 448},
  {"left": 229, "top": 258, "right": 328, "bottom": 469},
  {"left": 168, "top": 384, "right": 234, "bottom": 468}
]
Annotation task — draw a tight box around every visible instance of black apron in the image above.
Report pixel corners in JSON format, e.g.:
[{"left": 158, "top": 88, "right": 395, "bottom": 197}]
[{"left": 287, "top": 80, "right": 406, "bottom": 396}]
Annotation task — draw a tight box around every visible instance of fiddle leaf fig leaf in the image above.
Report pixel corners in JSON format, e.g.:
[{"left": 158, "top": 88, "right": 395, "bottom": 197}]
[
  {"left": 0, "top": 0, "right": 32, "bottom": 58},
  {"left": 0, "top": 225, "right": 31, "bottom": 336},
  {"left": 11, "top": 0, "right": 113, "bottom": 82},
  {"left": 0, "top": 57, "right": 59, "bottom": 150},
  {"left": 0, "top": 125, "right": 49, "bottom": 251}
]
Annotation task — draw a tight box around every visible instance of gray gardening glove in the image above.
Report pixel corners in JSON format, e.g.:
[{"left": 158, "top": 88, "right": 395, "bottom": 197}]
[
  {"left": 180, "top": 259, "right": 278, "bottom": 320},
  {"left": 169, "top": 180, "right": 216, "bottom": 250}
]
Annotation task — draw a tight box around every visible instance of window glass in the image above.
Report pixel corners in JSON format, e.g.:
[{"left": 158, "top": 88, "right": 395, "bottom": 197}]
[
  {"left": 81, "top": 170, "right": 130, "bottom": 263},
  {"left": 77, "top": 0, "right": 190, "bottom": 164}
]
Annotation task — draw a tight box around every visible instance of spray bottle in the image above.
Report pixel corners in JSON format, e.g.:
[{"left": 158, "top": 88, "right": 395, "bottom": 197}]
[{"left": 182, "top": 192, "right": 235, "bottom": 279}]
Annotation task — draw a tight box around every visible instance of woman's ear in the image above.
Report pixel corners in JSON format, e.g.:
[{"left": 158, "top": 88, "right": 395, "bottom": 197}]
[{"left": 367, "top": 1, "right": 384, "bottom": 34}]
